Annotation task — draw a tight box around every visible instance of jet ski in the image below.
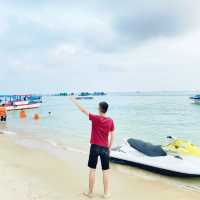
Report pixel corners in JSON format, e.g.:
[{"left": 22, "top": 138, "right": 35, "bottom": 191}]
[
  {"left": 163, "top": 136, "right": 200, "bottom": 157},
  {"left": 110, "top": 138, "right": 200, "bottom": 177}
]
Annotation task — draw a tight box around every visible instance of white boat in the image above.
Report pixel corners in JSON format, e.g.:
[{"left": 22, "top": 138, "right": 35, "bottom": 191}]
[
  {"left": 190, "top": 94, "right": 200, "bottom": 104},
  {"left": 110, "top": 138, "right": 200, "bottom": 177},
  {"left": 0, "top": 95, "right": 42, "bottom": 111}
]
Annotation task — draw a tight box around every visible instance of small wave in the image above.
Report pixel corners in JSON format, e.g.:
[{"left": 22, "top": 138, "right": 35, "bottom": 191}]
[
  {"left": 66, "top": 146, "right": 87, "bottom": 155},
  {"left": 114, "top": 165, "right": 161, "bottom": 181},
  {"left": 178, "top": 184, "right": 200, "bottom": 193},
  {"left": 45, "top": 139, "right": 87, "bottom": 155},
  {"left": 45, "top": 139, "right": 58, "bottom": 147},
  {"left": 0, "top": 130, "right": 17, "bottom": 135}
]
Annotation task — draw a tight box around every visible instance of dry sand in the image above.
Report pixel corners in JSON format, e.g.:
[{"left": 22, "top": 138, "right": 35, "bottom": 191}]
[{"left": 0, "top": 134, "right": 200, "bottom": 200}]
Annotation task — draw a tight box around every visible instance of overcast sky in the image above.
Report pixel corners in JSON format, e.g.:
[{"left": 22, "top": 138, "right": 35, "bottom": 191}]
[{"left": 0, "top": 0, "right": 200, "bottom": 93}]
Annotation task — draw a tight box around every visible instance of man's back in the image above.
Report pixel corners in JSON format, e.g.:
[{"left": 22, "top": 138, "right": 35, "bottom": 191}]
[{"left": 89, "top": 113, "right": 114, "bottom": 147}]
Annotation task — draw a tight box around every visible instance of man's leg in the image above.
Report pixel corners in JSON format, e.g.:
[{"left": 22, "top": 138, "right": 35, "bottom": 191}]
[
  {"left": 85, "top": 145, "right": 98, "bottom": 197},
  {"left": 102, "top": 169, "right": 110, "bottom": 196},
  {"left": 83, "top": 168, "right": 96, "bottom": 198},
  {"left": 88, "top": 168, "right": 96, "bottom": 194},
  {"left": 100, "top": 148, "right": 111, "bottom": 198}
]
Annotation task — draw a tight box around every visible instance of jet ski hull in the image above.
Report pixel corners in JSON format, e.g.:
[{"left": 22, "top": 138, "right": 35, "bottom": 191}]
[
  {"left": 110, "top": 157, "right": 200, "bottom": 177},
  {"left": 110, "top": 139, "right": 200, "bottom": 177}
]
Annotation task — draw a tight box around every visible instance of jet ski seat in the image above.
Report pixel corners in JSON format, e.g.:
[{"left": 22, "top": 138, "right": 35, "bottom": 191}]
[{"left": 127, "top": 138, "right": 167, "bottom": 157}]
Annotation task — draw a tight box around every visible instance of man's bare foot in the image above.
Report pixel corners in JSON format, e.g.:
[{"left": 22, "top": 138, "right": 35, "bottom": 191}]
[
  {"left": 83, "top": 192, "right": 94, "bottom": 198},
  {"left": 103, "top": 193, "right": 111, "bottom": 199}
]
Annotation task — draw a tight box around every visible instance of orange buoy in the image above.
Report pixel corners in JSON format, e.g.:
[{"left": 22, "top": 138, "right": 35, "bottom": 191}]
[
  {"left": 19, "top": 110, "right": 26, "bottom": 118},
  {"left": 33, "top": 113, "right": 40, "bottom": 120}
]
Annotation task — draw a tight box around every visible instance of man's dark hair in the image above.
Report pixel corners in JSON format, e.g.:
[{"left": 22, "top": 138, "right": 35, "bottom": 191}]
[{"left": 99, "top": 101, "right": 109, "bottom": 113}]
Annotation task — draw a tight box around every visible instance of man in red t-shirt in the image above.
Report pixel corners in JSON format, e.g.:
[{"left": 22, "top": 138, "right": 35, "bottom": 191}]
[{"left": 69, "top": 96, "right": 115, "bottom": 198}]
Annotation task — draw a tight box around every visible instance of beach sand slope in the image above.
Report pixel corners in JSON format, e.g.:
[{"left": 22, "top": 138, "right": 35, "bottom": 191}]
[{"left": 0, "top": 135, "right": 199, "bottom": 200}]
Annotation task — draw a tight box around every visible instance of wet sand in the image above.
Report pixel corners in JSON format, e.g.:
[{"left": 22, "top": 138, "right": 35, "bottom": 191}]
[{"left": 0, "top": 134, "right": 200, "bottom": 200}]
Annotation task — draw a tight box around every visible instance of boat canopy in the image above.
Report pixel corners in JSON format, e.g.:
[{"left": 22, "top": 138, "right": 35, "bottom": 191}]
[
  {"left": 190, "top": 94, "right": 200, "bottom": 99},
  {"left": 0, "top": 95, "right": 42, "bottom": 103}
]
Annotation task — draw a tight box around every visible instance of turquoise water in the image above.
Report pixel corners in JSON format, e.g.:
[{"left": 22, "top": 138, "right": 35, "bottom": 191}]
[{"left": 3, "top": 92, "right": 200, "bottom": 147}]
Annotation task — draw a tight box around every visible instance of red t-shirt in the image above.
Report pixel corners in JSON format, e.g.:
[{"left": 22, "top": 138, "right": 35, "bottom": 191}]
[{"left": 89, "top": 113, "right": 115, "bottom": 147}]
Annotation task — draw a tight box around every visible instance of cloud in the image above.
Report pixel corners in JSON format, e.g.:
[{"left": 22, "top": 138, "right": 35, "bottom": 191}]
[
  {"left": 0, "top": 0, "right": 200, "bottom": 92},
  {"left": 112, "top": 1, "right": 200, "bottom": 47},
  {"left": 1, "top": 1, "right": 199, "bottom": 55}
]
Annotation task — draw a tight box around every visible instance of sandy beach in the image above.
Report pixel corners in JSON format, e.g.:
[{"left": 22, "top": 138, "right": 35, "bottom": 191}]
[{"left": 0, "top": 134, "right": 199, "bottom": 200}]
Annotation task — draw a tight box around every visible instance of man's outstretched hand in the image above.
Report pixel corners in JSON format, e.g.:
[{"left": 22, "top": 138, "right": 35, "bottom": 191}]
[
  {"left": 68, "top": 95, "right": 89, "bottom": 116},
  {"left": 68, "top": 95, "right": 76, "bottom": 101}
]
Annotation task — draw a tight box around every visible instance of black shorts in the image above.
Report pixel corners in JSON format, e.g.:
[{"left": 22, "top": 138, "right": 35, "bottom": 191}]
[
  {"left": 0, "top": 116, "right": 7, "bottom": 122},
  {"left": 88, "top": 144, "right": 110, "bottom": 170}
]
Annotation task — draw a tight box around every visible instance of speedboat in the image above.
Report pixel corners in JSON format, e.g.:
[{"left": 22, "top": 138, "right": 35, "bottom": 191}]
[
  {"left": 190, "top": 94, "right": 200, "bottom": 104},
  {"left": 0, "top": 95, "right": 42, "bottom": 111},
  {"left": 110, "top": 138, "right": 200, "bottom": 177}
]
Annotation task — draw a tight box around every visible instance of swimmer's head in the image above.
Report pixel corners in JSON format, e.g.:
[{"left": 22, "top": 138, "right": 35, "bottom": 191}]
[
  {"left": 33, "top": 113, "right": 40, "bottom": 120},
  {"left": 19, "top": 110, "right": 26, "bottom": 118}
]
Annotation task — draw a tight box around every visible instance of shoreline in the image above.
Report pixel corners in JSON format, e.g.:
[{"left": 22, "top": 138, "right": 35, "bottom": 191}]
[{"left": 0, "top": 133, "right": 200, "bottom": 200}]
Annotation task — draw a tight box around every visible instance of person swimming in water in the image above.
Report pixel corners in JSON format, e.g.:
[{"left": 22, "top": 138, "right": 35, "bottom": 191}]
[
  {"left": 19, "top": 109, "right": 26, "bottom": 118},
  {"left": 33, "top": 112, "right": 51, "bottom": 120},
  {"left": 33, "top": 113, "right": 40, "bottom": 120}
]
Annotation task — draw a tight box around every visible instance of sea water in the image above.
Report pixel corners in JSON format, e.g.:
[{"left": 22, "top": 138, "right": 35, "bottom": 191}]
[
  {"left": 4, "top": 91, "right": 200, "bottom": 146},
  {"left": 1, "top": 91, "right": 200, "bottom": 190}
]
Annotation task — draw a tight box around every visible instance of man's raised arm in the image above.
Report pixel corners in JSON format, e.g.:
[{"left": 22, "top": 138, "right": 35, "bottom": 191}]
[{"left": 69, "top": 96, "right": 89, "bottom": 116}]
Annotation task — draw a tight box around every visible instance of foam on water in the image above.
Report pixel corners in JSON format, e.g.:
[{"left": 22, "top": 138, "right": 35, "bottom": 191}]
[
  {"left": 66, "top": 146, "right": 87, "bottom": 155},
  {"left": 0, "top": 129, "right": 17, "bottom": 135},
  {"left": 177, "top": 184, "right": 200, "bottom": 193},
  {"left": 45, "top": 138, "right": 87, "bottom": 154},
  {"left": 45, "top": 139, "right": 58, "bottom": 147}
]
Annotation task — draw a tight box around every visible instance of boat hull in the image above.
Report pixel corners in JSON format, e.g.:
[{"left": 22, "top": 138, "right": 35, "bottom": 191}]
[
  {"left": 110, "top": 141, "right": 200, "bottom": 177},
  {"left": 193, "top": 99, "right": 200, "bottom": 104},
  {"left": 5, "top": 103, "right": 41, "bottom": 111},
  {"left": 190, "top": 96, "right": 200, "bottom": 104},
  {"left": 110, "top": 157, "right": 200, "bottom": 177}
]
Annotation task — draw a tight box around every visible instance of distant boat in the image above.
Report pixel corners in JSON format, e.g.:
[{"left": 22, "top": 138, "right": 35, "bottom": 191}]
[
  {"left": 75, "top": 96, "right": 93, "bottom": 100},
  {"left": 0, "top": 95, "right": 42, "bottom": 111},
  {"left": 93, "top": 92, "right": 107, "bottom": 96},
  {"left": 190, "top": 94, "right": 200, "bottom": 104},
  {"left": 78, "top": 92, "right": 91, "bottom": 97}
]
